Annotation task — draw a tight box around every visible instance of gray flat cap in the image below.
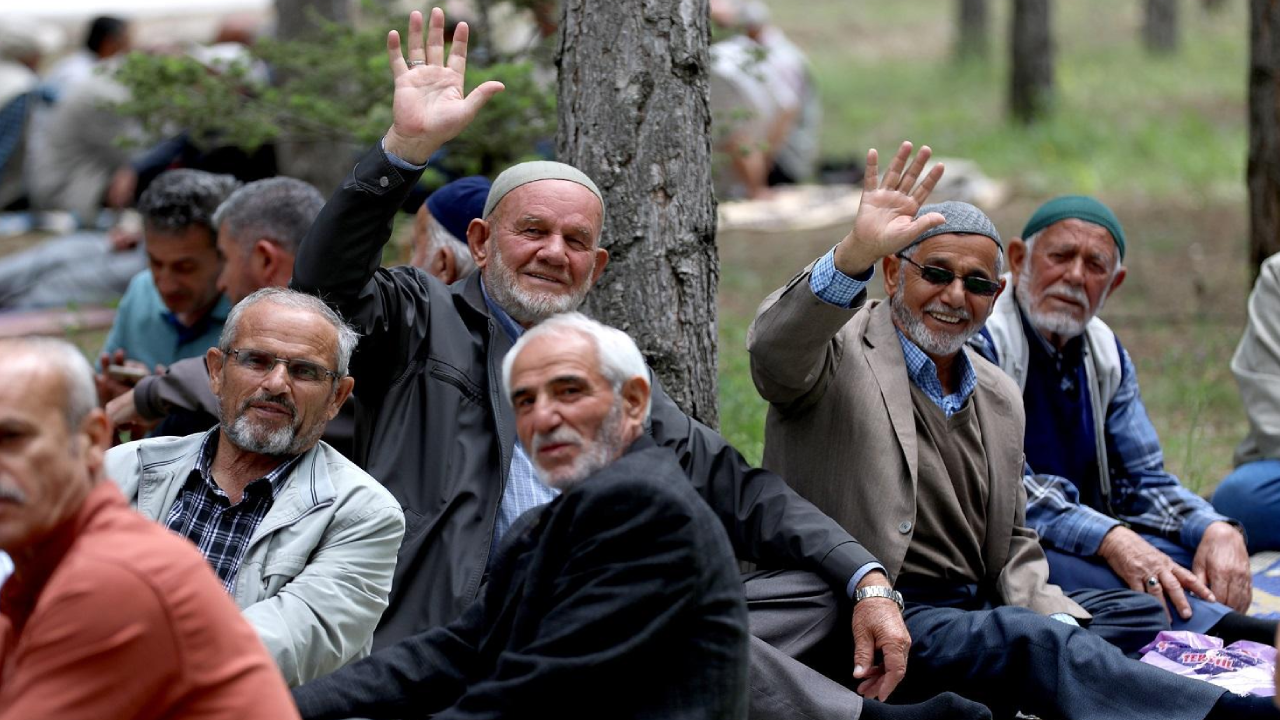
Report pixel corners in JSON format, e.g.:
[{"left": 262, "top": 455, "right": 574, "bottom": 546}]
[
  {"left": 908, "top": 200, "right": 1001, "bottom": 249},
  {"left": 483, "top": 161, "right": 604, "bottom": 219}
]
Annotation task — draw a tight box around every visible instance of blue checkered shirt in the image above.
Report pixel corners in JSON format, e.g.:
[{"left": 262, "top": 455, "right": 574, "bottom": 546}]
[
  {"left": 164, "top": 431, "right": 300, "bottom": 594},
  {"left": 970, "top": 340, "right": 1235, "bottom": 556},
  {"left": 481, "top": 282, "right": 560, "bottom": 555},
  {"left": 811, "top": 247, "right": 977, "bottom": 416}
]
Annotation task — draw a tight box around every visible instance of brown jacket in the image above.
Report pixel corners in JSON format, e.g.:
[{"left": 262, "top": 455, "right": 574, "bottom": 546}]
[{"left": 747, "top": 268, "right": 1086, "bottom": 618}]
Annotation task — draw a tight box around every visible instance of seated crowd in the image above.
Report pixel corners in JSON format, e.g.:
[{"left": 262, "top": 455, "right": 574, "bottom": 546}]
[{"left": 1, "top": 8, "right": 1278, "bottom": 720}]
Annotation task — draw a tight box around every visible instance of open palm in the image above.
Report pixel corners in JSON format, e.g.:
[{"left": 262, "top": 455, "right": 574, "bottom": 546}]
[{"left": 384, "top": 9, "right": 505, "bottom": 164}]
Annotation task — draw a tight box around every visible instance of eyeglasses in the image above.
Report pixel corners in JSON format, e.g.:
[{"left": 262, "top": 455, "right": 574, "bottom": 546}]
[
  {"left": 896, "top": 255, "right": 1001, "bottom": 297},
  {"left": 226, "top": 349, "right": 340, "bottom": 384}
]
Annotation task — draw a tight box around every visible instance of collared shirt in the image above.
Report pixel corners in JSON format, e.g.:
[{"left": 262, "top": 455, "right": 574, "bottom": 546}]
[
  {"left": 480, "top": 280, "right": 561, "bottom": 555},
  {"left": 163, "top": 431, "right": 299, "bottom": 594},
  {"left": 100, "top": 271, "right": 231, "bottom": 372},
  {"left": 811, "top": 246, "right": 978, "bottom": 416}
]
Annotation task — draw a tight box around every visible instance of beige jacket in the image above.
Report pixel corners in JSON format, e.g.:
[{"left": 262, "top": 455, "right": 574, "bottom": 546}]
[
  {"left": 747, "top": 266, "right": 1086, "bottom": 618},
  {"left": 1232, "top": 252, "right": 1280, "bottom": 465}
]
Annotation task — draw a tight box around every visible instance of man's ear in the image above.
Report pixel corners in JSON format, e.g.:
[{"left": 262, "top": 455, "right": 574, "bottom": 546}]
[
  {"left": 255, "top": 240, "right": 291, "bottom": 286},
  {"left": 432, "top": 244, "right": 459, "bottom": 285},
  {"left": 1108, "top": 265, "right": 1127, "bottom": 296},
  {"left": 620, "top": 375, "right": 650, "bottom": 425},
  {"left": 589, "top": 247, "right": 610, "bottom": 286},
  {"left": 467, "top": 218, "right": 491, "bottom": 269},
  {"left": 882, "top": 255, "right": 902, "bottom": 298},
  {"left": 206, "top": 347, "right": 225, "bottom": 397},
  {"left": 1008, "top": 238, "right": 1027, "bottom": 283},
  {"left": 77, "top": 407, "right": 112, "bottom": 483},
  {"left": 326, "top": 376, "right": 355, "bottom": 420}
]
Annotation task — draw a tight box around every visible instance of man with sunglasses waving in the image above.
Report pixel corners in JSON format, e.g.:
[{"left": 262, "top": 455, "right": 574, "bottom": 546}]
[
  {"left": 747, "top": 144, "right": 1276, "bottom": 719},
  {"left": 104, "top": 287, "right": 405, "bottom": 688}
]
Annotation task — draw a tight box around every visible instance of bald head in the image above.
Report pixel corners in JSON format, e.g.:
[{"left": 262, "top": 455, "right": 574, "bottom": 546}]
[{"left": 0, "top": 338, "right": 111, "bottom": 554}]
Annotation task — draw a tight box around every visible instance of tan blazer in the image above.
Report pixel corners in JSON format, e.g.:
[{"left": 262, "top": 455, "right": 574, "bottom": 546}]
[{"left": 747, "top": 266, "right": 1087, "bottom": 618}]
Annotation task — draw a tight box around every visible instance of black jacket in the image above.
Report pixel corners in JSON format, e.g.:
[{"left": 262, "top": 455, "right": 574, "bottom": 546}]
[
  {"left": 292, "top": 144, "right": 878, "bottom": 647},
  {"left": 292, "top": 438, "right": 749, "bottom": 720}
]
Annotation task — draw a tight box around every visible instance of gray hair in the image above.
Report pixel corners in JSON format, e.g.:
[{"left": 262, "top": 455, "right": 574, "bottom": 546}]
[
  {"left": 218, "top": 288, "right": 360, "bottom": 376},
  {"left": 501, "top": 312, "right": 652, "bottom": 421},
  {"left": 137, "top": 169, "right": 242, "bottom": 235},
  {"left": 0, "top": 337, "right": 97, "bottom": 431},
  {"left": 212, "top": 177, "right": 324, "bottom": 255},
  {"left": 425, "top": 215, "right": 478, "bottom": 280},
  {"left": 901, "top": 236, "right": 1005, "bottom": 278}
]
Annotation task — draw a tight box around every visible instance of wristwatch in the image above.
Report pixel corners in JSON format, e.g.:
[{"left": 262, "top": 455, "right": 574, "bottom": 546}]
[{"left": 854, "top": 585, "right": 904, "bottom": 612}]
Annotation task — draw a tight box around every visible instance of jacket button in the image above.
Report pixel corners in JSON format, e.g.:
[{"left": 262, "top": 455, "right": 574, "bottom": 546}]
[
  {"left": 379, "top": 176, "right": 390, "bottom": 188},
  {"left": 898, "top": 520, "right": 912, "bottom": 534}
]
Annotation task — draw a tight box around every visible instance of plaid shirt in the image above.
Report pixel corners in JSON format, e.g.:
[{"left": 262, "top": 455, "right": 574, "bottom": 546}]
[
  {"left": 164, "top": 431, "right": 300, "bottom": 594},
  {"left": 1017, "top": 345, "right": 1231, "bottom": 555}
]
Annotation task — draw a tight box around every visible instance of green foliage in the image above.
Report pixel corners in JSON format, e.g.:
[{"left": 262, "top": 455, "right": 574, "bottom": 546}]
[{"left": 112, "top": 13, "right": 555, "bottom": 179}]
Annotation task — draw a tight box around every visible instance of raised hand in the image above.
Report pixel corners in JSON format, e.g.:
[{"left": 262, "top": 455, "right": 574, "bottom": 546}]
[
  {"left": 833, "top": 141, "right": 946, "bottom": 276},
  {"left": 384, "top": 8, "right": 505, "bottom": 165}
]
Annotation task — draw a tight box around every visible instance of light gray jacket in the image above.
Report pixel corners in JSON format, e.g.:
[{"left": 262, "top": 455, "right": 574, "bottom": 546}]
[{"left": 106, "top": 432, "right": 405, "bottom": 687}]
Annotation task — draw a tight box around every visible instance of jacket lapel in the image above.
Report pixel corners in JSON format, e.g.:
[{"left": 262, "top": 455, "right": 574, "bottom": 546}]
[{"left": 863, "top": 302, "right": 919, "bottom": 489}]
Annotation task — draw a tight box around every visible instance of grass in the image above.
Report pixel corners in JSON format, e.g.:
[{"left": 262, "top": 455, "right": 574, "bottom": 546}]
[{"left": 714, "top": 0, "right": 1253, "bottom": 494}]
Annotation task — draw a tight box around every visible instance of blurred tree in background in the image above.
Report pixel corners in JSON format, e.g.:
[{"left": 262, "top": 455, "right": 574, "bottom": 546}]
[{"left": 112, "top": 1, "right": 556, "bottom": 194}]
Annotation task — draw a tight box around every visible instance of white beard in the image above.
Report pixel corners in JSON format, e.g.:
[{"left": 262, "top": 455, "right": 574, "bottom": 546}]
[
  {"left": 484, "top": 241, "right": 594, "bottom": 326},
  {"left": 890, "top": 291, "right": 975, "bottom": 357},
  {"left": 530, "top": 402, "right": 626, "bottom": 491}
]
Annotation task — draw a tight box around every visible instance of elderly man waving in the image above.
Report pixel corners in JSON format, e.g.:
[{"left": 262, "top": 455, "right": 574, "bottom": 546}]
[
  {"left": 287, "top": 8, "right": 986, "bottom": 720},
  {"left": 748, "top": 144, "right": 1276, "bottom": 719}
]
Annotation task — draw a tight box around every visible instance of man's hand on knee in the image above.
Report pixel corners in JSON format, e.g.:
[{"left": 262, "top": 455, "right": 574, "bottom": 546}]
[
  {"left": 1098, "top": 526, "right": 1215, "bottom": 621},
  {"left": 851, "top": 571, "right": 911, "bottom": 702},
  {"left": 1192, "top": 521, "right": 1252, "bottom": 613}
]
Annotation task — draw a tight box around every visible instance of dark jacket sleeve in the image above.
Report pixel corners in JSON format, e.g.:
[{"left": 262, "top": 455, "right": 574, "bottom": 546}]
[
  {"left": 647, "top": 379, "right": 879, "bottom": 594},
  {"left": 290, "top": 143, "right": 438, "bottom": 399},
  {"left": 291, "top": 603, "right": 481, "bottom": 720},
  {"left": 132, "top": 356, "right": 216, "bottom": 420}
]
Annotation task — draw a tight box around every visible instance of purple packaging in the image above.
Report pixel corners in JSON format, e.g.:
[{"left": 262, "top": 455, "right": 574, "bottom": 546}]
[{"left": 1138, "top": 630, "right": 1276, "bottom": 697}]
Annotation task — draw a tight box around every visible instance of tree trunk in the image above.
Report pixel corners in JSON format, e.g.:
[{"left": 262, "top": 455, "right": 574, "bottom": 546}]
[
  {"left": 955, "top": 0, "right": 990, "bottom": 62},
  {"left": 1144, "top": 0, "right": 1180, "bottom": 54},
  {"left": 1249, "top": 0, "right": 1280, "bottom": 276},
  {"left": 274, "top": 0, "right": 360, "bottom": 195},
  {"left": 556, "top": 0, "right": 720, "bottom": 426},
  {"left": 1009, "top": 0, "right": 1055, "bottom": 124}
]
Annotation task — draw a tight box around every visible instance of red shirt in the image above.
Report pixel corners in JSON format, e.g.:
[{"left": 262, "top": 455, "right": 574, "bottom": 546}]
[{"left": 0, "top": 482, "right": 300, "bottom": 720}]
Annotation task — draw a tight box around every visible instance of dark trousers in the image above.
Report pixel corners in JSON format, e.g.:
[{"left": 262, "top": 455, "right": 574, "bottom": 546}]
[
  {"left": 898, "top": 590, "right": 1224, "bottom": 720},
  {"left": 1043, "top": 533, "right": 1231, "bottom": 634}
]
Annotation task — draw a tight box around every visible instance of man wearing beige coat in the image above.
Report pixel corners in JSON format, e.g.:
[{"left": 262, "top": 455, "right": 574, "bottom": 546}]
[{"left": 747, "top": 142, "right": 1272, "bottom": 720}]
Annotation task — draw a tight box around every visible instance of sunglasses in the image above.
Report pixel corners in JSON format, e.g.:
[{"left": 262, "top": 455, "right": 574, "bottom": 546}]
[
  {"left": 227, "top": 348, "right": 341, "bottom": 384},
  {"left": 897, "top": 255, "right": 1001, "bottom": 297}
]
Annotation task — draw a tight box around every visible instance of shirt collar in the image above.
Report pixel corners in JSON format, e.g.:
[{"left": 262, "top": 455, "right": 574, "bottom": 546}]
[
  {"left": 192, "top": 429, "right": 299, "bottom": 501},
  {"left": 895, "top": 328, "right": 978, "bottom": 404},
  {"left": 480, "top": 278, "right": 526, "bottom": 342},
  {"left": 159, "top": 295, "right": 231, "bottom": 346}
]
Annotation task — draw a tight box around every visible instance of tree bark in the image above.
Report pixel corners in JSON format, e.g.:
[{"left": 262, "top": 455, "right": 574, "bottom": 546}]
[
  {"left": 557, "top": 0, "right": 720, "bottom": 426},
  {"left": 274, "top": 0, "right": 360, "bottom": 194},
  {"left": 1144, "top": 0, "right": 1180, "bottom": 55},
  {"left": 1009, "top": 0, "right": 1055, "bottom": 124},
  {"left": 1249, "top": 0, "right": 1280, "bottom": 276},
  {"left": 955, "top": 0, "right": 990, "bottom": 62}
]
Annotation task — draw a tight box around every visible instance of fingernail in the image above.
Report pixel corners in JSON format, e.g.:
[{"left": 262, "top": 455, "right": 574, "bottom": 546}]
[{"left": 854, "top": 665, "right": 864, "bottom": 676}]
